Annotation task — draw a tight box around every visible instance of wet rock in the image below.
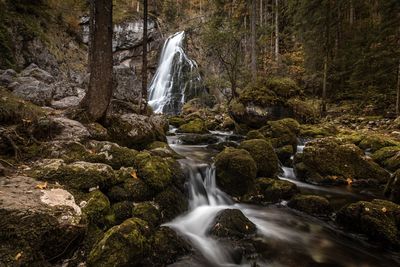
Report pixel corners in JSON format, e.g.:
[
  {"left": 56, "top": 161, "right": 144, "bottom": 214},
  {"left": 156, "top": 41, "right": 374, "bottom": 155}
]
[
  {"left": 372, "top": 146, "right": 400, "bottom": 172},
  {"left": 87, "top": 218, "right": 151, "bottom": 267},
  {"left": 179, "top": 134, "right": 219, "bottom": 145},
  {"left": 288, "top": 195, "right": 332, "bottom": 216},
  {"left": 178, "top": 118, "right": 208, "bottom": 134},
  {"left": 244, "top": 178, "right": 299, "bottom": 204},
  {"left": 155, "top": 186, "right": 188, "bottom": 222},
  {"left": 0, "top": 176, "right": 84, "bottom": 266},
  {"left": 107, "top": 113, "right": 167, "bottom": 149},
  {"left": 132, "top": 201, "right": 161, "bottom": 228},
  {"left": 276, "top": 145, "right": 294, "bottom": 165},
  {"left": 239, "top": 139, "right": 280, "bottom": 178},
  {"left": 207, "top": 141, "right": 238, "bottom": 151},
  {"left": 215, "top": 147, "right": 257, "bottom": 197},
  {"left": 385, "top": 170, "right": 400, "bottom": 204},
  {"left": 336, "top": 199, "right": 400, "bottom": 247},
  {"left": 144, "top": 226, "right": 191, "bottom": 267},
  {"left": 294, "top": 137, "right": 390, "bottom": 186},
  {"left": 209, "top": 209, "right": 257, "bottom": 238}
]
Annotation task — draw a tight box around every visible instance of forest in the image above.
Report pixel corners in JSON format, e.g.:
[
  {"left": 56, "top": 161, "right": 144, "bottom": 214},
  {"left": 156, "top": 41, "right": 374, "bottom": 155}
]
[{"left": 0, "top": 0, "right": 400, "bottom": 266}]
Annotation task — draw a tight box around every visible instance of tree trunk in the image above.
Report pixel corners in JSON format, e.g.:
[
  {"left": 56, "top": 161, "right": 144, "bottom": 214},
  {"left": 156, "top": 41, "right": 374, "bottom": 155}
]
[
  {"left": 397, "top": 60, "right": 400, "bottom": 116},
  {"left": 349, "top": 0, "right": 354, "bottom": 25},
  {"left": 322, "top": 56, "right": 328, "bottom": 115},
  {"left": 139, "top": 0, "right": 148, "bottom": 114},
  {"left": 251, "top": 0, "right": 257, "bottom": 78},
  {"left": 274, "top": 0, "right": 279, "bottom": 63},
  {"left": 80, "top": 0, "right": 113, "bottom": 122}
]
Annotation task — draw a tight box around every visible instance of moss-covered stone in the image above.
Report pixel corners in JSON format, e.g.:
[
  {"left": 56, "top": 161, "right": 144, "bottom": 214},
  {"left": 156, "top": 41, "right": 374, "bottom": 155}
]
[
  {"left": 239, "top": 139, "right": 280, "bottom": 178},
  {"left": 276, "top": 145, "right": 294, "bottom": 165},
  {"left": 146, "top": 141, "right": 168, "bottom": 150},
  {"left": 372, "top": 146, "right": 400, "bottom": 172},
  {"left": 299, "top": 124, "right": 337, "bottom": 138},
  {"left": 168, "top": 116, "right": 186, "bottom": 127},
  {"left": 288, "top": 195, "right": 332, "bottom": 216},
  {"left": 87, "top": 218, "right": 151, "bottom": 267},
  {"left": 294, "top": 138, "right": 390, "bottom": 186},
  {"left": 132, "top": 202, "right": 160, "bottom": 228},
  {"left": 358, "top": 134, "right": 400, "bottom": 153},
  {"left": 259, "top": 119, "right": 299, "bottom": 150},
  {"left": 177, "top": 118, "right": 208, "bottom": 134},
  {"left": 107, "top": 178, "right": 153, "bottom": 203},
  {"left": 155, "top": 186, "right": 188, "bottom": 222},
  {"left": 111, "top": 201, "right": 133, "bottom": 225},
  {"left": 209, "top": 209, "right": 257, "bottom": 238},
  {"left": 246, "top": 130, "right": 266, "bottom": 140},
  {"left": 215, "top": 147, "right": 257, "bottom": 197},
  {"left": 385, "top": 170, "right": 400, "bottom": 204},
  {"left": 83, "top": 190, "right": 110, "bottom": 223},
  {"left": 85, "top": 122, "right": 109, "bottom": 141},
  {"left": 135, "top": 152, "right": 173, "bottom": 192},
  {"left": 336, "top": 199, "right": 400, "bottom": 247},
  {"left": 244, "top": 178, "right": 299, "bottom": 204},
  {"left": 179, "top": 134, "right": 219, "bottom": 145},
  {"left": 287, "top": 98, "right": 320, "bottom": 123}
]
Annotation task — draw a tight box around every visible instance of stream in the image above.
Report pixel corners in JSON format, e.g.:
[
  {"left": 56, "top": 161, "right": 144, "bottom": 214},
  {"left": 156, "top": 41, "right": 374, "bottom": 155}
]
[{"left": 164, "top": 130, "right": 400, "bottom": 267}]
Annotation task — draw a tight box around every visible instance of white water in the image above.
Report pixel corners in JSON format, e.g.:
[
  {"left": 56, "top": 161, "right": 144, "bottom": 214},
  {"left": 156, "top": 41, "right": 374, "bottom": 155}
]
[{"left": 148, "top": 31, "right": 199, "bottom": 114}]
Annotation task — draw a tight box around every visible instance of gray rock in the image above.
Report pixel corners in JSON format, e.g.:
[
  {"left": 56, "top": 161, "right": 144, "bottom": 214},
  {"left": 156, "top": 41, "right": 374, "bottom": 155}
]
[
  {"left": 20, "top": 63, "right": 55, "bottom": 84},
  {"left": 113, "top": 65, "right": 141, "bottom": 101},
  {"left": 52, "top": 117, "right": 91, "bottom": 141},
  {"left": 51, "top": 96, "right": 82, "bottom": 109},
  {"left": 0, "top": 69, "right": 17, "bottom": 86},
  {"left": 12, "top": 79, "right": 54, "bottom": 105}
]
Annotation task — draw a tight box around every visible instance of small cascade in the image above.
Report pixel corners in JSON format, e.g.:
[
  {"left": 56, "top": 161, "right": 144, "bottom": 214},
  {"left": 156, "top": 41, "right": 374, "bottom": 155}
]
[{"left": 148, "top": 31, "right": 202, "bottom": 114}]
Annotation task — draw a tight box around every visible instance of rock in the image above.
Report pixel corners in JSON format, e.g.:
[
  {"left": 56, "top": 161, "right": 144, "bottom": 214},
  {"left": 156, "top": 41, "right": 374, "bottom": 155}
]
[
  {"left": 259, "top": 118, "right": 300, "bottom": 149},
  {"left": 207, "top": 141, "right": 238, "bottom": 151},
  {"left": 51, "top": 96, "right": 82, "bottom": 109},
  {"left": 294, "top": 138, "right": 390, "bottom": 186},
  {"left": 82, "top": 190, "right": 112, "bottom": 227},
  {"left": 372, "top": 146, "right": 400, "bottom": 172},
  {"left": 276, "top": 145, "right": 294, "bottom": 165},
  {"left": 209, "top": 209, "right": 257, "bottom": 238},
  {"left": 112, "top": 65, "right": 141, "bottom": 101},
  {"left": 239, "top": 139, "right": 280, "bottom": 178},
  {"left": 87, "top": 218, "right": 151, "bottom": 267},
  {"left": 107, "top": 178, "right": 152, "bottom": 202},
  {"left": 169, "top": 116, "right": 186, "bottom": 127},
  {"left": 0, "top": 69, "right": 16, "bottom": 86},
  {"left": 179, "top": 134, "right": 219, "bottom": 145},
  {"left": 243, "top": 178, "right": 299, "bottom": 204},
  {"left": 178, "top": 118, "right": 208, "bottom": 134},
  {"left": 107, "top": 113, "right": 166, "bottom": 149},
  {"left": 144, "top": 226, "right": 191, "bottom": 267},
  {"left": 111, "top": 201, "right": 133, "bottom": 225},
  {"left": 288, "top": 195, "right": 332, "bottom": 216},
  {"left": 51, "top": 117, "right": 91, "bottom": 142},
  {"left": 358, "top": 134, "right": 399, "bottom": 153},
  {"left": 215, "top": 147, "right": 257, "bottom": 197},
  {"left": 132, "top": 202, "right": 161, "bottom": 228},
  {"left": 246, "top": 130, "right": 266, "bottom": 140},
  {"left": 0, "top": 176, "right": 84, "bottom": 266},
  {"left": 20, "top": 63, "right": 55, "bottom": 84},
  {"left": 385, "top": 170, "right": 400, "bottom": 204},
  {"left": 287, "top": 98, "right": 320, "bottom": 123},
  {"left": 336, "top": 199, "right": 400, "bottom": 247},
  {"left": 11, "top": 78, "right": 54, "bottom": 105},
  {"left": 155, "top": 186, "right": 188, "bottom": 222},
  {"left": 85, "top": 123, "right": 109, "bottom": 141}
]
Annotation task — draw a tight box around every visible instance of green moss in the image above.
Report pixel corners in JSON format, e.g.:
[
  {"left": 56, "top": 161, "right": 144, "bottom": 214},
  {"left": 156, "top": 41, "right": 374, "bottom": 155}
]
[
  {"left": 82, "top": 190, "right": 111, "bottom": 226},
  {"left": 239, "top": 139, "right": 280, "bottom": 177},
  {"left": 255, "top": 178, "right": 299, "bottom": 203},
  {"left": 299, "top": 124, "right": 337, "bottom": 138},
  {"left": 372, "top": 146, "right": 400, "bottom": 171},
  {"left": 215, "top": 147, "right": 257, "bottom": 197},
  {"left": 132, "top": 202, "right": 160, "bottom": 228},
  {"left": 209, "top": 209, "right": 257, "bottom": 238},
  {"left": 276, "top": 144, "right": 294, "bottom": 164},
  {"left": 168, "top": 116, "right": 186, "bottom": 127},
  {"left": 259, "top": 119, "right": 299, "bottom": 149},
  {"left": 239, "top": 83, "right": 278, "bottom": 107},
  {"left": 155, "top": 186, "right": 188, "bottom": 222},
  {"left": 266, "top": 77, "right": 301, "bottom": 97},
  {"left": 146, "top": 141, "right": 168, "bottom": 150},
  {"left": 246, "top": 130, "right": 266, "bottom": 140},
  {"left": 177, "top": 118, "right": 208, "bottom": 134},
  {"left": 287, "top": 98, "right": 320, "bottom": 123},
  {"left": 111, "top": 201, "right": 133, "bottom": 225},
  {"left": 288, "top": 195, "right": 332, "bottom": 216},
  {"left": 358, "top": 134, "right": 400, "bottom": 153}
]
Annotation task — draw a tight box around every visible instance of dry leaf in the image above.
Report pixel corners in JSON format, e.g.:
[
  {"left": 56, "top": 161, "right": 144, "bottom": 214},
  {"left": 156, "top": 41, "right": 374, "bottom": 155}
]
[
  {"left": 346, "top": 178, "right": 353, "bottom": 185},
  {"left": 15, "top": 252, "right": 22, "bottom": 261},
  {"left": 35, "top": 182, "right": 47, "bottom": 190},
  {"left": 382, "top": 207, "right": 387, "bottom": 213},
  {"left": 365, "top": 207, "right": 370, "bottom": 212},
  {"left": 130, "top": 170, "right": 138, "bottom": 179}
]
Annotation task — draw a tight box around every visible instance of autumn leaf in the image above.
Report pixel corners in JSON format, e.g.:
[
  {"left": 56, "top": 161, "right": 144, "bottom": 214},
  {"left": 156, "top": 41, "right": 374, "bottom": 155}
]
[
  {"left": 130, "top": 170, "right": 138, "bottom": 179},
  {"left": 346, "top": 178, "right": 353, "bottom": 185},
  {"left": 382, "top": 207, "right": 387, "bottom": 213},
  {"left": 15, "top": 252, "right": 22, "bottom": 261},
  {"left": 365, "top": 207, "right": 370, "bottom": 212},
  {"left": 35, "top": 182, "right": 47, "bottom": 190}
]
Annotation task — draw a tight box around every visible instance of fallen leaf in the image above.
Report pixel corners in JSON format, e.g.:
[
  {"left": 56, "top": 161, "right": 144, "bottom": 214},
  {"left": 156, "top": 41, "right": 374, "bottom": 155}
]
[
  {"left": 365, "top": 207, "right": 370, "bottom": 212},
  {"left": 130, "top": 170, "right": 138, "bottom": 179},
  {"left": 382, "top": 207, "right": 387, "bottom": 213},
  {"left": 15, "top": 252, "right": 22, "bottom": 261},
  {"left": 245, "top": 225, "right": 249, "bottom": 230},
  {"left": 346, "top": 178, "right": 353, "bottom": 185},
  {"left": 35, "top": 182, "right": 47, "bottom": 190}
]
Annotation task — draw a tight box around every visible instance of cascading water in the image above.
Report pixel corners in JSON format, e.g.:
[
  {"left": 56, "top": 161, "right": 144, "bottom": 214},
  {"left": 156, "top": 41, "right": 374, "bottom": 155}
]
[{"left": 148, "top": 31, "right": 202, "bottom": 114}]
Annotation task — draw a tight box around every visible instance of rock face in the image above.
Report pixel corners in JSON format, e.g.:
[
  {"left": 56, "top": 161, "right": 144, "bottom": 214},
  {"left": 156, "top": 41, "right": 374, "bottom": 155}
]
[
  {"left": 294, "top": 138, "right": 390, "bottom": 185},
  {"left": 215, "top": 147, "right": 257, "bottom": 197},
  {"left": 0, "top": 176, "right": 84, "bottom": 266},
  {"left": 209, "top": 209, "right": 257, "bottom": 238},
  {"left": 336, "top": 199, "right": 400, "bottom": 247},
  {"left": 239, "top": 139, "right": 280, "bottom": 178}
]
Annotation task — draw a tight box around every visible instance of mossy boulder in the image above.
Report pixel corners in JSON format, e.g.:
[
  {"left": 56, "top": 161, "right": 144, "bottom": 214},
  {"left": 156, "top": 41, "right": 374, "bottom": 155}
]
[
  {"left": 358, "top": 134, "right": 400, "bottom": 153},
  {"left": 243, "top": 178, "right": 299, "bottom": 204},
  {"left": 259, "top": 118, "right": 300, "bottom": 150},
  {"left": 132, "top": 202, "right": 160, "bottom": 228},
  {"left": 293, "top": 138, "right": 390, "bottom": 186},
  {"left": 177, "top": 118, "right": 208, "bottom": 134},
  {"left": 135, "top": 152, "right": 173, "bottom": 192},
  {"left": 144, "top": 226, "right": 191, "bottom": 266},
  {"left": 154, "top": 186, "right": 188, "bottom": 222},
  {"left": 82, "top": 190, "right": 111, "bottom": 226},
  {"left": 107, "top": 178, "right": 153, "bottom": 202},
  {"left": 111, "top": 201, "right": 133, "bottom": 225},
  {"left": 87, "top": 218, "right": 151, "bottom": 267},
  {"left": 299, "top": 124, "right": 337, "bottom": 138},
  {"left": 239, "top": 139, "right": 280, "bottom": 177},
  {"left": 215, "top": 147, "right": 257, "bottom": 197},
  {"left": 168, "top": 116, "right": 186, "bottom": 127},
  {"left": 246, "top": 130, "right": 266, "bottom": 140},
  {"left": 385, "top": 170, "right": 400, "bottom": 204},
  {"left": 287, "top": 98, "right": 320, "bottom": 123},
  {"left": 276, "top": 145, "right": 294, "bottom": 165},
  {"left": 288, "top": 195, "right": 332, "bottom": 217},
  {"left": 372, "top": 146, "right": 400, "bottom": 172},
  {"left": 209, "top": 209, "right": 257, "bottom": 238},
  {"left": 85, "top": 122, "right": 109, "bottom": 141},
  {"left": 179, "top": 134, "right": 219, "bottom": 145},
  {"left": 336, "top": 199, "right": 400, "bottom": 247}
]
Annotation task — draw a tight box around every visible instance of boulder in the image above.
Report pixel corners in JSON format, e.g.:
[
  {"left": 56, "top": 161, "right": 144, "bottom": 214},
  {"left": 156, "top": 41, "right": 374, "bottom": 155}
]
[
  {"left": 132, "top": 201, "right": 161, "bottom": 228},
  {"left": 155, "top": 186, "right": 188, "bottom": 222},
  {"left": 0, "top": 69, "right": 16, "bottom": 86},
  {"left": 288, "top": 195, "right": 332, "bottom": 216},
  {"left": 11, "top": 77, "right": 54, "bottom": 105},
  {"left": 82, "top": 190, "right": 112, "bottom": 227},
  {"left": 209, "top": 209, "right": 257, "bottom": 238},
  {"left": 294, "top": 138, "right": 390, "bottom": 185},
  {"left": 168, "top": 116, "right": 186, "bottom": 127},
  {"left": 112, "top": 65, "right": 141, "bottom": 101},
  {"left": 239, "top": 139, "right": 280, "bottom": 178},
  {"left": 243, "top": 178, "right": 299, "bottom": 204},
  {"left": 0, "top": 176, "right": 84, "bottom": 266},
  {"left": 111, "top": 201, "right": 133, "bottom": 225},
  {"left": 87, "top": 218, "right": 151, "bottom": 267},
  {"left": 372, "top": 146, "right": 400, "bottom": 172},
  {"left": 177, "top": 118, "right": 208, "bottom": 134},
  {"left": 358, "top": 134, "right": 399, "bottom": 153},
  {"left": 385, "top": 170, "right": 400, "bottom": 204},
  {"left": 179, "top": 134, "right": 219, "bottom": 145},
  {"left": 20, "top": 63, "right": 55, "bottom": 84},
  {"left": 215, "top": 147, "right": 257, "bottom": 197},
  {"left": 107, "top": 178, "right": 153, "bottom": 202},
  {"left": 336, "top": 199, "right": 400, "bottom": 247},
  {"left": 259, "top": 118, "right": 300, "bottom": 150}
]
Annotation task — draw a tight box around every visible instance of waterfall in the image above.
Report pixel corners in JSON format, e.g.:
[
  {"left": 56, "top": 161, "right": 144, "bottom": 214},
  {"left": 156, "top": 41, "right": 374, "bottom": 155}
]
[{"left": 148, "top": 31, "right": 202, "bottom": 114}]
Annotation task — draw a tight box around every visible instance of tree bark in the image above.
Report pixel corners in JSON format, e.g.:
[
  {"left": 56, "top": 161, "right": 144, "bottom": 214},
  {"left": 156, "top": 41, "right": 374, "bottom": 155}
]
[
  {"left": 322, "top": 56, "right": 328, "bottom": 115},
  {"left": 274, "top": 0, "right": 279, "bottom": 63},
  {"left": 397, "top": 60, "right": 400, "bottom": 116},
  {"left": 80, "top": 0, "right": 113, "bottom": 122},
  {"left": 140, "top": 0, "right": 148, "bottom": 114},
  {"left": 251, "top": 0, "right": 257, "bottom": 78}
]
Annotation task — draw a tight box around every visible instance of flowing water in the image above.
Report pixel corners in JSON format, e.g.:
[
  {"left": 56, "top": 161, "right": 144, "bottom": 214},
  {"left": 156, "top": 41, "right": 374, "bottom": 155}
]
[
  {"left": 148, "top": 31, "right": 201, "bottom": 114},
  {"left": 165, "top": 131, "right": 400, "bottom": 267}
]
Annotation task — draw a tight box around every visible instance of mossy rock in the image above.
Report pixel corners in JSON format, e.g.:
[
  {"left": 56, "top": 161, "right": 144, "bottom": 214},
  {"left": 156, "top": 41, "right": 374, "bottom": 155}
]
[
  {"left": 111, "top": 201, "right": 133, "bottom": 225},
  {"left": 168, "top": 116, "right": 186, "bottom": 127},
  {"left": 87, "top": 218, "right": 151, "bottom": 267},
  {"left": 299, "top": 124, "right": 337, "bottom": 138},
  {"left": 288, "top": 195, "right": 332, "bottom": 216},
  {"left": 276, "top": 145, "right": 294, "bottom": 165},
  {"left": 146, "top": 141, "right": 168, "bottom": 150},
  {"left": 179, "top": 134, "right": 219, "bottom": 145},
  {"left": 259, "top": 119, "right": 299, "bottom": 149},
  {"left": 135, "top": 152, "right": 173, "bottom": 192},
  {"left": 239, "top": 139, "right": 280, "bottom": 178},
  {"left": 239, "top": 80, "right": 278, "bottom": 107},
  {"left": 107, "top": 178, "right": 153, "bottom": 203},
  {"left": 209, "top": 209, "right": 257, "bottom": 238},
  {"left": 266, "top": 77, "right": 301, "bottom": 98},
  {"left": 246, "top": 130, "right": 266, "bottom": 140},
  {"left": 155, "top": 186, "right": 188, "bottom": 222},
  {"left": 85, "top": 122, "right": 109, "bottom": 141},
  {"left": 294, "top": 138, "right": 390, "bottom": 186},
  {"left": 215, "top": 147, "right": 257, "bottom": 197},
  {"left": 336, "top": 199, "right": 400, "bottom": 247},
  {"left": 177, "top": 118, "right": 208, "bottom": 134},
  {"left": 372, "top": 146, "right": 400, "bottom": 172},
  {"left": 385, "top": 170, "right": 400, "bottom": 204},
  {"left": 132, "top": 202, "right": 160, "bottom": 228},
  {"left": 287, "top": 98, "right": 320, "bottom": 123},
  {"left": 358, "top": 134, "right": 400, "bottom": 153},
  {"left": 244, "top": 178, "right": 299, "bottom": 204},
  {"left": 82, "top": 190, "right": 111, "bottom": 226}
]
